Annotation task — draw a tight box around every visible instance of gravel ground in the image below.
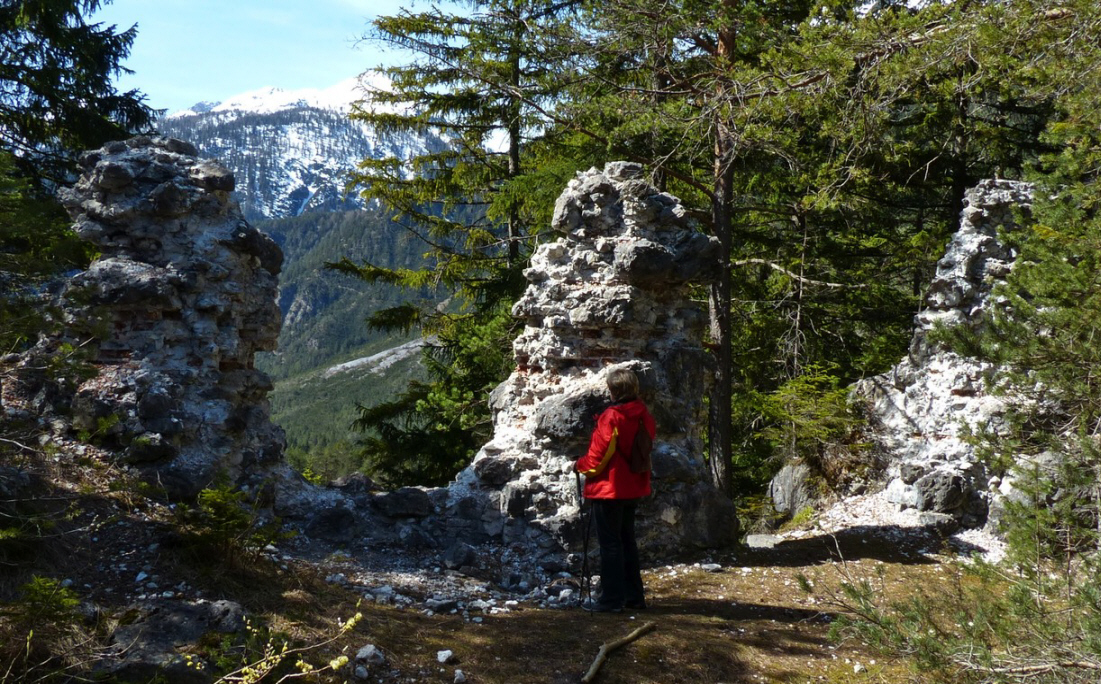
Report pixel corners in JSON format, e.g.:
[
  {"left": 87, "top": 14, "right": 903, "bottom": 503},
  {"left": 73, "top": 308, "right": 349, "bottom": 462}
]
[{"left": 288, "top": 486, "right": 1010, "bottom": 619}]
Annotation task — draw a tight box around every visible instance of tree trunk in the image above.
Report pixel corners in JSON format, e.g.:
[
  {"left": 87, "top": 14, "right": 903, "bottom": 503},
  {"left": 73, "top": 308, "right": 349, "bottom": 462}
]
[
  {"left": 708, "top": 129, "right": 735, "bottom": 497},
  {"left": 650, "top": 48, "right": 670, "bottom": 193},
  {"left": 707, "top": 10, "right": 737, "bottom": 497},
  {"left": 506, "top": 30, "right": 523, "bottom": 267}
]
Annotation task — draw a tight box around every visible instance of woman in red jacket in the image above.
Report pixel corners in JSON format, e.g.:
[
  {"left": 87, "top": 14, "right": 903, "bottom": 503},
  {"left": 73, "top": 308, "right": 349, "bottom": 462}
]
[{"left": 575, "top": 368, "right": 656, "bottom": 612}]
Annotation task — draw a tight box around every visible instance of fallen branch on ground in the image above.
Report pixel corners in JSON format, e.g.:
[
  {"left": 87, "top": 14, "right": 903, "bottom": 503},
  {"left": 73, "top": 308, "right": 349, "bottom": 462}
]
[{"left": 581, "top": 621, "right": 656, "bottom": 683}]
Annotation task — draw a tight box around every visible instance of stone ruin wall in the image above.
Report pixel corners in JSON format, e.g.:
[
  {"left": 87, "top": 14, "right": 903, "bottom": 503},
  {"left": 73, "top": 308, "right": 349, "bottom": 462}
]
[
  {"left": 2, "top": 137, "right": 290, "bottom": 499},
  {"left": 1, "top": 145, "right": 739, "bottom": 565},
  {"left": 6, "top": 136, "right": 1041, "bottom": 555},
  {"left": 852, "top": 179, "right": 1034, "bottom": 529},
  {"left": 428, "top": 162, "right": 740, "bottom": 556}
]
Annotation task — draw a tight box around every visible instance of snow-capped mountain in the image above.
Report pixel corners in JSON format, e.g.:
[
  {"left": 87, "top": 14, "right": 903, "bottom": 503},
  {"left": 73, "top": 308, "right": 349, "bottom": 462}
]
[
  {"left": 158, "top": 75, "right": 442, "bottom": 221},
  {"left": 167, "top": 77, "right": 370, "bottom": 119}
]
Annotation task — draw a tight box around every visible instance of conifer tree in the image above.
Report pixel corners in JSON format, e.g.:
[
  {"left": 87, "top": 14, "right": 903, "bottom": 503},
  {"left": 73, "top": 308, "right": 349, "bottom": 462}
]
[
  {"left": 0, "top": 0, "right": 154, "bottom": 351},
  {"left": 0, "top": 0, "right": 154, "bottom": 183},
  {"left": 338, "top": 0, "right": 577, "bottom": 485},
  {"left": 538, "top": 0, "right": 831, "bottom": 494}
]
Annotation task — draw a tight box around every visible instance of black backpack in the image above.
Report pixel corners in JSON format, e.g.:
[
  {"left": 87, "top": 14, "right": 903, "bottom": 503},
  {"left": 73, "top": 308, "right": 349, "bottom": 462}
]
[{"left": 627, "top": 417, "right": 652, "bottom": 474}]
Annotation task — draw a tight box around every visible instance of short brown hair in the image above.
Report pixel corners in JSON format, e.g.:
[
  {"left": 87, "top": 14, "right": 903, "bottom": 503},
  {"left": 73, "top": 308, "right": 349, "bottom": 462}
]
[{"left": 606, "top": 368, "right": 639, "bottom": 402}]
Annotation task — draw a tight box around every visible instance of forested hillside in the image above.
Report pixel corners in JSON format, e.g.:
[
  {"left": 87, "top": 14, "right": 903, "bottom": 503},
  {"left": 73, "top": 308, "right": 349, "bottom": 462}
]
[
  {"left": 257, "top": 209, "right": 430, "bottom": 380},
  {"left": 253, "top": 209, "right": 434, "bottom": 475}
]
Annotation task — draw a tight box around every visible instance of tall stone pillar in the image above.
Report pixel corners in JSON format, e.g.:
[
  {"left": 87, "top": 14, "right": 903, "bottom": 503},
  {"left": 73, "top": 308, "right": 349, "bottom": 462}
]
[
  {"left": 51, "top": 137, "right": 287, "bottom": 497},
  {"left": 440, "top": 162, "right": 739, "bottom": 555}
]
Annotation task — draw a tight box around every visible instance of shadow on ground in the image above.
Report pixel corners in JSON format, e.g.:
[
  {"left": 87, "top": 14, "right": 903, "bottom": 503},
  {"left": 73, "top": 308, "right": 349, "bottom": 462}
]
[{"left": 724, "top": 524, "right": 985, "bottom": 568}]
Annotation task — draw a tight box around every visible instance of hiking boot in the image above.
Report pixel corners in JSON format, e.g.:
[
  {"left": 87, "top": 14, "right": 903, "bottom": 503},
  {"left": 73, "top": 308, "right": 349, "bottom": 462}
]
[
  {"left": 581, "top": 597, "right": 623, "bottom": 613},
  {"left": 624, "top": 599, "right": 647, "bottom": 610}
]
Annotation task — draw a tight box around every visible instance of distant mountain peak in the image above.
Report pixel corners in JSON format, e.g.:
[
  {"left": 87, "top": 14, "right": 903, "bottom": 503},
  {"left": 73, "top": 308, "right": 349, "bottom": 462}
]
[
  {"left": 182, "top": 100, "right": 221, "bottom": 115},
  {"left": 167, "top": 76, "right": 378, "bottom": 120},
  {"left": 157, "top": 72, "right": 442, "bottom": 222}
]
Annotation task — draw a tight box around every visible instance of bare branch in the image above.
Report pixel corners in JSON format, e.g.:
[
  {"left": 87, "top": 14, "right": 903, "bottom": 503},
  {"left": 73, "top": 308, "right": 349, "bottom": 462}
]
[
  {"left": 0, "top": 437, "right": 38, "bottom": 453},
  {"left": 733, "top": 259, "right": 869, "bottom": 289}
]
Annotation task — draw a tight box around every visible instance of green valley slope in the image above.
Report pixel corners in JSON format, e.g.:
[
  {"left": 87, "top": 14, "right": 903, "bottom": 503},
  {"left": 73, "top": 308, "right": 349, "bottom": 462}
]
[{"left": 256, "top": 209, "right": 431, "bottom": 477}]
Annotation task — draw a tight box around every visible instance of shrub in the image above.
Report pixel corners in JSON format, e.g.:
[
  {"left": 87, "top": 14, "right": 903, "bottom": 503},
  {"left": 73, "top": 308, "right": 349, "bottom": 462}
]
[{"left": 176, "top": 478, "right": 283, "bottom": 568}]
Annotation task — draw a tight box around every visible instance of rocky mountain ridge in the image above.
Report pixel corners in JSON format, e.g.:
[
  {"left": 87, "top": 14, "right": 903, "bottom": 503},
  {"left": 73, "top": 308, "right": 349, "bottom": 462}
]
[
  {"left": 166, "top": 78, "right": 369, "bottom": 119},
  {"left": 158, "top": 76, "right": 443, "bottom": 222}
]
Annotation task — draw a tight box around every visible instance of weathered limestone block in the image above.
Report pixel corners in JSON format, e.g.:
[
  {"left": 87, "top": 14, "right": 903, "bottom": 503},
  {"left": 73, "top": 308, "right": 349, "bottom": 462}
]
[
  {"left": 430, "top": 162, "right": 740, "bottom": 556},
  {"left": 769, "top": 462, "right": 813, "bottom": 517},
  {"left": 849, "top": 179, "right": 1033, "bottom": 528}
]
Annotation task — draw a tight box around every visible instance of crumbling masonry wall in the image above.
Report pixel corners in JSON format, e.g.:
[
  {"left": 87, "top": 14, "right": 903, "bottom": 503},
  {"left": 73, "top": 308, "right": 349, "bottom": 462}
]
[
  {"left": 1, "top": 148, "right": 739, "bottom": 562},
  {"left": 852, "top": 180, "right": 1033, "bottom": 528},
  {"left": 2, "top": 137, "right": 288, "bottom": 498},
  {"left": 431, "top": 162, "right": 740, "bottom": 555}
]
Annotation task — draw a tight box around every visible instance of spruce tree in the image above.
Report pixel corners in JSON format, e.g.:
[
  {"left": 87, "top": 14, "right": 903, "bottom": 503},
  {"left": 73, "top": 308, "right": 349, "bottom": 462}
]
[
  {"left": 0, "top": 0, "right": 154, "bottom": 183},
  {"left": 338, "top": 0, "right": 577, "bottom": 485}
]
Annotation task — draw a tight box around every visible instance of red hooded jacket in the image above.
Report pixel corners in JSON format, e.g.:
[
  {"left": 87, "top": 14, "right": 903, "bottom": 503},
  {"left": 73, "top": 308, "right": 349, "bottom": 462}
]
[{"left": 576, "top": 399, "right": 655, "bottom": 500}]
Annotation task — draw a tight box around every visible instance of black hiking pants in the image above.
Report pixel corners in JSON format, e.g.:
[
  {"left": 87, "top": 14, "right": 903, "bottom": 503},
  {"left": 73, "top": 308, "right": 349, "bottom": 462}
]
[{"left": 593, "top": 498, "right": 645, "bottom": 608}]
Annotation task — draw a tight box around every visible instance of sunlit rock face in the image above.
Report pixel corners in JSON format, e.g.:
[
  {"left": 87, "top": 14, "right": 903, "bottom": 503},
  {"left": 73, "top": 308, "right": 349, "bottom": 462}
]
[
  {"left": 434, "top": 162, "right": 739, "bottom": 556},
  {"left": 45, "top": 136, "right": 287, "bottom": 497},
  {"left": 852, "top": 180, "right": 1033, "bottom": 528}
]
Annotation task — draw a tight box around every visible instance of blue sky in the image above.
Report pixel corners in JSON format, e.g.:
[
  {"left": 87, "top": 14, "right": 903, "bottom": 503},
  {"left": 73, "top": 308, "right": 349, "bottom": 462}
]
[{"left": 91, "top": 0, "right": 420, "bottom": 114}]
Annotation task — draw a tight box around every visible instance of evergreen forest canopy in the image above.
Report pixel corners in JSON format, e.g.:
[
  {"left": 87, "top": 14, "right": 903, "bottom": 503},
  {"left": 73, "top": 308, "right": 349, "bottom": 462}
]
[{"left": 344, "top": 0, "right": 1101, "bottom": 498}]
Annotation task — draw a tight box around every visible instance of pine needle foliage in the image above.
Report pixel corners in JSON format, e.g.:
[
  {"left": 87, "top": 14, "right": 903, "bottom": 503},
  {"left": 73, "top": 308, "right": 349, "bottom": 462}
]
[
  {"left": 0, "top": 0, "right": 156, "bottom": 183},
  {"left": 0, "top": 0, "right": 154, "bottom": 352},
  {"left": 0, "top": 152, "right": 89, "bottom": 352},
  {"left": 350, "top": 305, "right": 517, "bottom": 488}
]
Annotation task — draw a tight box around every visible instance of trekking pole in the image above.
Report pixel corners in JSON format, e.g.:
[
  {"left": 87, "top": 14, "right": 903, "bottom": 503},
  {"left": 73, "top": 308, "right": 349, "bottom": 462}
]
[{"left": 574, "top": 470, "right": 593, "bottom": 614}]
